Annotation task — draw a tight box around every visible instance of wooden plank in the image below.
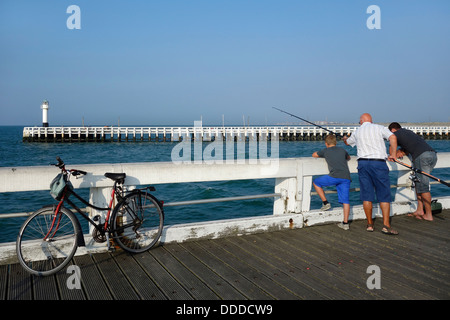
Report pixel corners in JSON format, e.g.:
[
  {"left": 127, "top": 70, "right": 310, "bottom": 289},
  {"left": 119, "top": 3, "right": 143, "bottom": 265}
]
[
  {"left": 55, "top": 261, "right": 86, "bottom": 300},
  {"left": 0, "top": 264, "right": 9, "bottom": 300},
  {"left": 73, "top": 254, "right": 113, "bottom": 300},
  {"left": 164, "top": 243, "right": 246, "bottom": 300},
  {"left": 331, "top": 218, "right": 450, "bottom": 285},
  {"left": 258, "top": 230, "right": 355, "bottom": 299},
  {"left": 311, "top": 229, "right": 448, "bottom": 299},
  {"left": 112, "top": 250, "right": 166, "bottom": 300},
  {"left": 32, "top": 273, "right": 59, "bottom": 300},
  {"left": 135, "top": 248, "right": 193, "bottom": 300},
  {"left": 150, "top": 246, "right": 220, "bottom": 300},
  {"left": 92, "top": 252, "right": 140, "bottom": 300},
  {"left": 317, "top": 228, "right": 430, "bottom": 298},
  {"left": 305, "top": 219, "right": 447, "bottom": 299},
  {"left": 0, "top": 265, "right": 8, "bottom": 300},
  {"left": 247, "top": 231, "right": 379, "bottom": 300},
  {"left": 225, "top": 235, "right": 329, "bottom": 299},
  {"left": 8, "top": 263, "right": 32, "bottom": 300},
  {"left": 180, "top": 241, "right": 273, "bottom": 300},
  {"left": 265, "top": 226, "right": 418, "bottom": 299},
  {"left": 199, "top": 238, "right": 300, "bottom": 300}
]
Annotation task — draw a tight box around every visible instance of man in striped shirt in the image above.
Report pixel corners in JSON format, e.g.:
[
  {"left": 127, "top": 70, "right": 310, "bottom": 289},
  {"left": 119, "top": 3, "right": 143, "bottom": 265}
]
[{"left": 343, "top": 113, "right": 399, "bottom": 235}]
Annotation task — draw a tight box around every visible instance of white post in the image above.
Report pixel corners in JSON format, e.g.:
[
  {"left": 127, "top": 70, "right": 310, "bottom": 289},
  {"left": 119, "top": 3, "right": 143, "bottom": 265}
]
[
  {"left": 394, "top": 169, "right": 416, "bottom": 203},
  {"left": 88, "top": 187, "right": 113, "bottom": 238}
]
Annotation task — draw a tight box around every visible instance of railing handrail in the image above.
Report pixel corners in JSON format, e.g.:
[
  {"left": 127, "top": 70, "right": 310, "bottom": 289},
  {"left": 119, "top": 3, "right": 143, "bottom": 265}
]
[{"left": 1, "top": 154, "right": 449, "bottom": 193}]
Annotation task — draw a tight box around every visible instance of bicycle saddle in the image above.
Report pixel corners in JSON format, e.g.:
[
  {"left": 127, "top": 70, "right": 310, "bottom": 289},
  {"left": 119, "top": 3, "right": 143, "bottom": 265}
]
[{"left": 104, "top": 172, "right": 126, "bottom": 182}]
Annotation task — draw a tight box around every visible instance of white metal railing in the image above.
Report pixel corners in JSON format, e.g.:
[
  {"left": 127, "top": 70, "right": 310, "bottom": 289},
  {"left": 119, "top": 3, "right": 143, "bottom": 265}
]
[
  {"left": 1, "top": 153, "right": 450, "bottom": 214},
  {"left": 0, "top": 153, "right": 449, "bottom": 253}
]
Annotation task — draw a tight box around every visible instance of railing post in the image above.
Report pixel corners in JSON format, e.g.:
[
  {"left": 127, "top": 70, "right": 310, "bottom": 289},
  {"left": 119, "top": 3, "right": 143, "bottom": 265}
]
[
  {"left": 394, "top": 169, "right": 416, "bottom": 203},
  {"left": 296, "top": 159, "right": 312, "bottom": 212},
  {"left": 88, "top": 187, "right": 113, "bottom": 235},
  {"left": 274, "top": 178, "right": 290, "bottom": 214},
  {"left": 273, "top": 159, "right": 313, "bottom": 215}
]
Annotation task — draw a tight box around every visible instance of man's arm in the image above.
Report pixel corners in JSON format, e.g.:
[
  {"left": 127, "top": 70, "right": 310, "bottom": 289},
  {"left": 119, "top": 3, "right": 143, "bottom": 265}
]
[
  {"left": 343, "top": 135, "right": 350, "bottom": 146},
  {"left": 388, "top": 134, "right": 397, "bottom": 162},
  {"left": 396, "top": 148, "right": 407, "bottom": 158},
  {"left": 343, "top": 134, "right": 355, "bottom": 147}
]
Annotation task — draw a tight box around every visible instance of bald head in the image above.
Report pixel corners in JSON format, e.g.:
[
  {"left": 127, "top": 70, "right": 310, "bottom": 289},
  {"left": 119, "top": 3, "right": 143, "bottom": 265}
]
[{"left": 359, "top": 113, "right": 373, "bottom": 124}]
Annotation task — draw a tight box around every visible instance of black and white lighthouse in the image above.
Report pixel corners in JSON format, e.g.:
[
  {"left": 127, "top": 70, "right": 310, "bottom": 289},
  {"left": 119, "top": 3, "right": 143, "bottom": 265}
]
[{"left": 41, "top": 100, "right": 49, "bottom": 127}]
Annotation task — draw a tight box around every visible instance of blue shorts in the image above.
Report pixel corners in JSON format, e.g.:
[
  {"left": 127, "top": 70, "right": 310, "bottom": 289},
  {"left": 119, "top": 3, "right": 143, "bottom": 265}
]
[
  {"left": 357, "top": 160, "right": 391, "bottom": 203},
  {"left": 313, "top": 175, "right": 350, "bottom": 204}
]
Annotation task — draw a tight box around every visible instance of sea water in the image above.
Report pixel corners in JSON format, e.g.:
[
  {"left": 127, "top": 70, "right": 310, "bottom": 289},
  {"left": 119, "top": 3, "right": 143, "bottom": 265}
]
[{"left": 1, "top": 126, "right": 449, "bottom": 243}]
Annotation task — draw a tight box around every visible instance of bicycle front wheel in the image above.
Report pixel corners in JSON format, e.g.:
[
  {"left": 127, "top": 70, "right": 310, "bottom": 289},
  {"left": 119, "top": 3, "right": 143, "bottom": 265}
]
[
  {"left": 16, "top": 206, "right": 79, "bottom": 276},
  {"left": 111, "top": 191, "right": 164, "bottom": 253}
]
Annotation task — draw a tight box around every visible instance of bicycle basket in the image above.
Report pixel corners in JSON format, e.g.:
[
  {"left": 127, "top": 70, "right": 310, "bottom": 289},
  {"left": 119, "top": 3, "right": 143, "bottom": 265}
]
[{"left": 50, "top": 173, "right": 73, "bottom": 200}]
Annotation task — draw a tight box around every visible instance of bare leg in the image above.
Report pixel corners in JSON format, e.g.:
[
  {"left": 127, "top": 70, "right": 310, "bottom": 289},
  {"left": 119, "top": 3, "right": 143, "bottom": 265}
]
[
  {"left": 420, "top": 192, "right": 433, "bottom": 221},
  {"left": 363, "top": 201, "right": 374, "bottom": 231},
  {"left": 410, "top": 190, "right": 425, "bottom": 219},
  {"left": 343, "top": 203, "right": 350, "bottom": 223},
  {"left": 313, "top": 183, "right": 327, "bottom": 202},
  {"left": 379, "top": 202, "right": 391, "bottom": 227},
  {"left": 380, "top": 202, "right": 398, "bottom": 235}
]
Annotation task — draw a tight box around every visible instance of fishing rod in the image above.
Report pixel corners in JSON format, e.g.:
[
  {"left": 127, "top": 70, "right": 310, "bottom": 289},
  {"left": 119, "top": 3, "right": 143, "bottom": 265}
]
[
  {"left": 394, "top": 159, "right": 450, "bottom": 187},
  {"left": 272, "top": 107, "right": 343, "bottom": 137}
]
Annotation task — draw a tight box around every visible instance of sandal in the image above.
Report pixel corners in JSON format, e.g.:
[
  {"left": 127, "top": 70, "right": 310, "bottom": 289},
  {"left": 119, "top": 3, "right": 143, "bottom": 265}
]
[
  {"left": 381, "top": 225, "right": 399, "bottom": 235},
  {"left": 366, "top": 224, "right": 374, "bottom": 232}
]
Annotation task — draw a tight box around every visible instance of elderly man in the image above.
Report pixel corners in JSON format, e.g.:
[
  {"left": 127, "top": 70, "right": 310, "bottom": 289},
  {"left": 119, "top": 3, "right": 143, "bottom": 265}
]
[{"left": 343, "top": 113, "right": 398, "bottom": 235}]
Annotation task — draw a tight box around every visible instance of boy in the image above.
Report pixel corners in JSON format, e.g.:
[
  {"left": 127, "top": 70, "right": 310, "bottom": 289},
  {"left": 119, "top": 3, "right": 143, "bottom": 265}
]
[{"left": 312, "top": 134, "right": 351, "bottom": 230}]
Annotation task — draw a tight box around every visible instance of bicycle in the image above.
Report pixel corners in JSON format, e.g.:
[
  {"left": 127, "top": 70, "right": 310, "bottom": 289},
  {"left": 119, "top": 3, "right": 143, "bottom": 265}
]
[{"left": 16, "top": 157, "right": 164, "bottom": 276}]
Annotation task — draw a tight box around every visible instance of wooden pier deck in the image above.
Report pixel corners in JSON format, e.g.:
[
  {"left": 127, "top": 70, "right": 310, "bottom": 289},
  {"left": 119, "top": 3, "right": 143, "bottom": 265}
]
[{"left": 1, "top": 210, "right": 449, "bottom": 301}]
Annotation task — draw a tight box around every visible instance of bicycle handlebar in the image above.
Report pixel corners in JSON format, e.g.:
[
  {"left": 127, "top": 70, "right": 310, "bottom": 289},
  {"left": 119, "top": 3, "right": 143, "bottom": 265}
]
[
  {"left": 51, "top": 157, "right": 87, "bottom": 177},
  {"left": 52, "top": 156, "right": 65, "bottom": 169},
  {"left": 71, "top": 169, "right": 87, "bottom": 176}
]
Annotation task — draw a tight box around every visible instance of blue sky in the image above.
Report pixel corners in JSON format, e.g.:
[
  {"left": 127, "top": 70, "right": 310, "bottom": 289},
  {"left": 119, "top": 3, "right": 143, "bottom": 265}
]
[{"left": 0, "top": 0, "right": 449, "bottom": 126}]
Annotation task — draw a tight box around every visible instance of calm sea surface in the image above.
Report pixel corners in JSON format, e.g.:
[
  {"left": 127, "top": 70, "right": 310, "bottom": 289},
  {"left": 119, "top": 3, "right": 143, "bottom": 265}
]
[{"left": 1, "top": 125, "right": 449, "bottom": 243}]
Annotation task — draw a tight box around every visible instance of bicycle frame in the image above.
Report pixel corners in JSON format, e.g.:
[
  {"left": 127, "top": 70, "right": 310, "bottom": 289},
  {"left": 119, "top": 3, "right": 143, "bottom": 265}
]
[
  {"left": 65, "top": 183, "right": 120, "bottom": 229},
  {"left": 45, "top": 171, "right": 124, "bottom": 246}
]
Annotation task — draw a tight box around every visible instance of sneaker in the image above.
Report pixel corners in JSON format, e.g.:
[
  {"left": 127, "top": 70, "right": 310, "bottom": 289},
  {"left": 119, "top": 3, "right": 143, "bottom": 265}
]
[
  {"left": 337, "top": 222, "right": 349, "bottom": 230},
  {"left": 321, "top": 203, "right": 331, "bottom": 211}
]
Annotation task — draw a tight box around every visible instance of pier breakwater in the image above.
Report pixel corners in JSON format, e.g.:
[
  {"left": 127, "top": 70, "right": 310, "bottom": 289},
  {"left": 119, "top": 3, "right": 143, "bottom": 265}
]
[{"left": 23, "top": 125, "right": 450, "bottom": 143}]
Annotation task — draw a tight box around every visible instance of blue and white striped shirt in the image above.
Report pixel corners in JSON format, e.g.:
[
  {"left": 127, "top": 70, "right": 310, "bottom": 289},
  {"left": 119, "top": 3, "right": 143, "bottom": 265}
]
[{"left": 346, "top": 122, "right": 393, "bottom": 160}]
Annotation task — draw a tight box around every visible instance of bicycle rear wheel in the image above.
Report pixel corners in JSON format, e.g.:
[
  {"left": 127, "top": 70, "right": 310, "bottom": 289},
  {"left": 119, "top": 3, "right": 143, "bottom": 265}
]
[
  {"left": 111, "top": 191, "right": 164, "bottom": 253},
  {"left": 16, "top": 206, "right": 79, "bottom": 276}
]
